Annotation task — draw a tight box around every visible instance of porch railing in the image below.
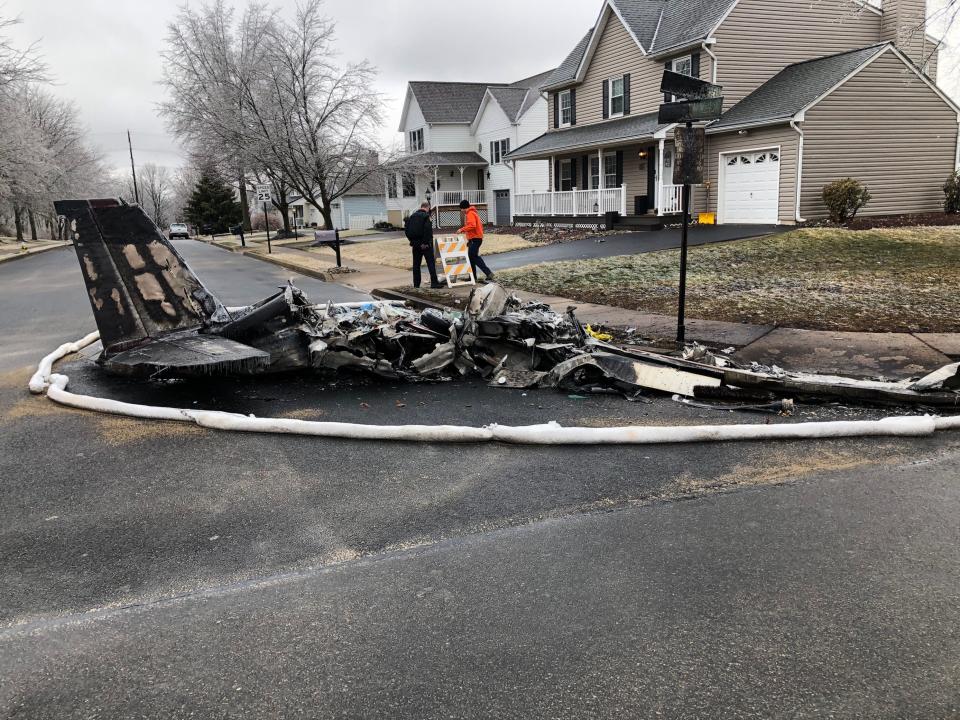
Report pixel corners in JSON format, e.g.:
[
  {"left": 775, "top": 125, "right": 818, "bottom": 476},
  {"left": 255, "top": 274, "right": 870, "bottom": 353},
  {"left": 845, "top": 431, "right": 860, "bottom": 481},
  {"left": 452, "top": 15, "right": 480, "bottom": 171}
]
[
  {"left": 515, "top": 186, "right": 626, "bottom": 217},
  {"left": 661, "top": 184, "right": 683, "bottom": 215},
  {"left": 431, "top": 189, "right": 489, "bottom": 206}
]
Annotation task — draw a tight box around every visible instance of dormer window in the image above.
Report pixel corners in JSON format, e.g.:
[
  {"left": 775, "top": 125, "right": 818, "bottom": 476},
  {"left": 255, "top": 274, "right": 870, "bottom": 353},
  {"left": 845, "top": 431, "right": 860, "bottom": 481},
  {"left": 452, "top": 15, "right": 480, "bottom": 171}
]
[
  {"left": 609, "top": 76, "right": 625, "bottom": 117},
  {"left": 559, "top": 90, "right": 572, "bottom": 127},
  {"left": 407, "top": 128, "right": 424, "bottom": 152}
]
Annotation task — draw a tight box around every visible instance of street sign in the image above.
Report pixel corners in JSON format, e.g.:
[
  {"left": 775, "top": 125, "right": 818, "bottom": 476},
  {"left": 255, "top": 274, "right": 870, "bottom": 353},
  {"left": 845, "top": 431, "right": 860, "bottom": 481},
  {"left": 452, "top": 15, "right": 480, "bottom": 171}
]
[
  {"left": 660, "top": 70, "right": 722, "bottom": 100},
  {"left": 658, "top": 96, "right": 724, "bottom": 125},
  {"left": 255, "top": 183, "right": 272, "bottom": 203}
]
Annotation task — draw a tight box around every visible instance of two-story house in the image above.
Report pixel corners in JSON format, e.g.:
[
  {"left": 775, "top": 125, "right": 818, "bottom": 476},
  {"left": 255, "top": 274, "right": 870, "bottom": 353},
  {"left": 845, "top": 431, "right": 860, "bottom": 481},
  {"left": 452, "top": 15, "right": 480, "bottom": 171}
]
[
  {"left": 506, "top": 0, "right": 959, "bottom": 228},
  {"left": 386, "top": 72, "right": 552, "bottom": 228}
]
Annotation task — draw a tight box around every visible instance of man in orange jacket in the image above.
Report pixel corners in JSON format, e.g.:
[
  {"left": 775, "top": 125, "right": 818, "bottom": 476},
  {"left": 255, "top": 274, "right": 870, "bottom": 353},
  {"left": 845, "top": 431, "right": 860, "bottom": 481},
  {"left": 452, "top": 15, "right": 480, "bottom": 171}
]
[{"left": 458, "top": 199, "right": 494, "bottom": 282}]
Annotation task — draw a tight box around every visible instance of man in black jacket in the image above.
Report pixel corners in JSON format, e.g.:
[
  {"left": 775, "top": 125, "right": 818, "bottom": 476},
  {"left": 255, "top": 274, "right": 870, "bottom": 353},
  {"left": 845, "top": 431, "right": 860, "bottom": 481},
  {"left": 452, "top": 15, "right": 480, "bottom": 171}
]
[{"left": 405, "top": 202, "right": 443, "bottom": 288}]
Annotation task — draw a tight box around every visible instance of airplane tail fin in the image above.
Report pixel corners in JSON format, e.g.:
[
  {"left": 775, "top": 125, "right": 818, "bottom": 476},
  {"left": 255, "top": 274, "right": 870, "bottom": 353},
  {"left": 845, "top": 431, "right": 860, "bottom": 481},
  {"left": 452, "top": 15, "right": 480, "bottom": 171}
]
[{"left": 54, "top": 199, "right": 231, "bottom": 355}]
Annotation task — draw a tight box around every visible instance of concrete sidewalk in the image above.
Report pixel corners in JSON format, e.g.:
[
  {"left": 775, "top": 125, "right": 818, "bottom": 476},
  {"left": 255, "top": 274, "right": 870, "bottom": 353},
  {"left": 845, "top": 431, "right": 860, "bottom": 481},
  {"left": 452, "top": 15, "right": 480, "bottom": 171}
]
[{"left": 203, "top": 236, "right": 959, "bottom": 381}]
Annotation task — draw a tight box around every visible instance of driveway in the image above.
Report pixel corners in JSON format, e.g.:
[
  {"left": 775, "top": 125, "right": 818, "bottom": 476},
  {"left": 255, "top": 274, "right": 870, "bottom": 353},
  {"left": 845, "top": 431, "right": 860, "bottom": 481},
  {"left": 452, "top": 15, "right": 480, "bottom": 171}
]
[{"left": 487, "top": 224, "right": 786, "bottom": 270}]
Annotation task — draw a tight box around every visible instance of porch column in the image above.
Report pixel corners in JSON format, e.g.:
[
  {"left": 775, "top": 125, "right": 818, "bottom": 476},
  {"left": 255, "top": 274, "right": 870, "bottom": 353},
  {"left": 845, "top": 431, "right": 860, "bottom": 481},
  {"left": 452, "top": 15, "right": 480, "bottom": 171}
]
[
  {"left": 510, "top": 160, "right": 517, "bottom": 224},
  {"left": 657, "top": 138, "right": 666, "bottom": 216},
  {"left": 433, "top": 167, "right": 438, "bottom": 198},
  {"left": 549, "top": 155, "right": 556, "bottom": 215},
  {"left": 597, "top": 147, "right": 604, "bottom": 216},
  {"left": 458, "top": 166, "right": 465, "bottom": 198}
]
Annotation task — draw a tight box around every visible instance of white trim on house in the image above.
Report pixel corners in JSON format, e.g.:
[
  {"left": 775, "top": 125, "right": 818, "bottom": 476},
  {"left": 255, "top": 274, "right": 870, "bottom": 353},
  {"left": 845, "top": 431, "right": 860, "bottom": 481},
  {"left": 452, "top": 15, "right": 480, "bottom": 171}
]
[{"left": 717, "top": 144, "right": 782, "bottom": 225}]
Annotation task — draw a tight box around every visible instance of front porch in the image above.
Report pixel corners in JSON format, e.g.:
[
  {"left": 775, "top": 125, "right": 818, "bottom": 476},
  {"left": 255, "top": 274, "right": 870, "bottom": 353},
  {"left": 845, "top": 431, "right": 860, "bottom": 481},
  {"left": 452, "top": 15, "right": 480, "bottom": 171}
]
[
  {"left": 385, "top": 152, "right": 494, "bottom": 229},
  {"left": 504, "top": 112, "right": 688, "bottom": 229}
]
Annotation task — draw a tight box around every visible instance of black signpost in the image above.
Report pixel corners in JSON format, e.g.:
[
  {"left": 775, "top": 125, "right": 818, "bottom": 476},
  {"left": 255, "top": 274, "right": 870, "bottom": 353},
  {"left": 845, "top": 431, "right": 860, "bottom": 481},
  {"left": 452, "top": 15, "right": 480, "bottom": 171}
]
[{"left": 658, "top": 71, "right": 723, "bottom": 345}]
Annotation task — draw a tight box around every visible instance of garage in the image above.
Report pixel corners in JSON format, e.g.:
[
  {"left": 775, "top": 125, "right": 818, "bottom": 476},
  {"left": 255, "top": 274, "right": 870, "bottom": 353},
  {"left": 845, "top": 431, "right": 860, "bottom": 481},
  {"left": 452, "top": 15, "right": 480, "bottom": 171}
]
[{"left": 719, "top": 149, "right": 780, "bottom": 224}]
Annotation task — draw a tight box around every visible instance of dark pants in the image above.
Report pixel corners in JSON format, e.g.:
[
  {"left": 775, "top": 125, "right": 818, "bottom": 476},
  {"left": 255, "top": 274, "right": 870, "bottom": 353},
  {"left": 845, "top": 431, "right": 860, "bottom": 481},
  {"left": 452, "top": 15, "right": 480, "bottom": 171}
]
[
  {"left": 411, "top": 244, "right": 439, "bottom": 287},
  {"left": 468, "top": 238, "right": 492, "bottom": 278}
]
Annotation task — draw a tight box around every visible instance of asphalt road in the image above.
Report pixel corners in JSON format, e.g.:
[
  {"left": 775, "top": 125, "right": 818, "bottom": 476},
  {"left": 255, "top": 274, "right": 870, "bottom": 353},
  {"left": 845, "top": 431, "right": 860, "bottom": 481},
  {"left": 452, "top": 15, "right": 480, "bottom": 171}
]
[
  {"left": 487, "top": 224, "right": 785, "bottom": 270},
  {"left": 1, "top": 241, "right": 958, "bottom": 718}
]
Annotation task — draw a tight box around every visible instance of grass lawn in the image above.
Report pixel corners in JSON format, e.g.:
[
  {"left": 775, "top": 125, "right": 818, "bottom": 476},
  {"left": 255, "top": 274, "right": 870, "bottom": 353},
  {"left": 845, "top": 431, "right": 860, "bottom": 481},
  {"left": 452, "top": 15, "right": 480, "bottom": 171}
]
[
  {"left": 309, "top": 233, "right": 535, "bottom": 270},
  {"left": 496, "top": 227, "right": 960, "bottom": 333}
]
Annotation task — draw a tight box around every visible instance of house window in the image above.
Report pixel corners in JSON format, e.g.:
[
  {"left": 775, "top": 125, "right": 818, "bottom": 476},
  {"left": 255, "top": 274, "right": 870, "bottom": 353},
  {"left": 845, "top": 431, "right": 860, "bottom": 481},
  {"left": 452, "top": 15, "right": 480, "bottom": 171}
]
[
  {"left": 671, "top": 55, "right": 693, "bottom": 77},
  {"left": 559, "top": 160, "right": 573, "bottom": 191},
  {"left": 490, "top": 138, "right": 510, "bottom": 165},
  {"left": 608, "top": 77, "right": 625, "bottom": 117},
  {"left": 402, "top": 174, "right": 416, "bottom": 198},
  {"left": 604, "top": 155, "right": 617, "bottom": 188},
  {"left": 387, "top": 174, "right": 398, "bottom": 199},
  {"left": 589, "top": 155, "right": 619, "bottom": 189},
  {"left": 559, "top": 90, "right": 572, "bottom": 127},
  {"left": 407, "top": 128, "right": 424, "bottom": 152}
]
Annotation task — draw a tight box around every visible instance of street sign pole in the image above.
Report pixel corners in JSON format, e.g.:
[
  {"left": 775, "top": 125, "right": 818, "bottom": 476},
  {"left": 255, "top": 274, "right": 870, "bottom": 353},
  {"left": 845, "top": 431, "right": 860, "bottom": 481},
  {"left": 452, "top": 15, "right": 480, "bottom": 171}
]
[
  {"left": 658, "top": 70, "right": 724, "bottom": 348},
  {"left": 263, "top": 202, "right": 272, "bottom": 254},
  {"left": 677, "top": 136, "right": 691, "bottom": 346}
]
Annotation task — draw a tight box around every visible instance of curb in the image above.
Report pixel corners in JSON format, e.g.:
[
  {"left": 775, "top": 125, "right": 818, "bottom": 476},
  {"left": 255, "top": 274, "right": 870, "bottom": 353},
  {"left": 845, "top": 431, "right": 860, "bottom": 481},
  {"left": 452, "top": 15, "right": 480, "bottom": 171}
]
[{"left": 0, "top": 242, "right": 72, "bottom": 266}]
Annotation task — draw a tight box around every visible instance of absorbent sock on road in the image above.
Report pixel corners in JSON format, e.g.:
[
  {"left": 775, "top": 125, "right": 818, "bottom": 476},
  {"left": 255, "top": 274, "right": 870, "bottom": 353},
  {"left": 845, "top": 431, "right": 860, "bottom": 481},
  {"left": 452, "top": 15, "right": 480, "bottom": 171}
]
[{"left": 27, "top": 332, "right": 960, "bottom": 446}]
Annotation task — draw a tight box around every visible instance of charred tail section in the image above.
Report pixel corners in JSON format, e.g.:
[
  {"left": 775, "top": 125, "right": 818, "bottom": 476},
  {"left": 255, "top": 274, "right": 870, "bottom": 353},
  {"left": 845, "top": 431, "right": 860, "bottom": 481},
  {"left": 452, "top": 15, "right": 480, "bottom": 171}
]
[
  {"left": 56, "top": 199, "right": 269, "bottom": 377},
  {"left": 54, "top": 199, "right": 231, "bottom": 355}
]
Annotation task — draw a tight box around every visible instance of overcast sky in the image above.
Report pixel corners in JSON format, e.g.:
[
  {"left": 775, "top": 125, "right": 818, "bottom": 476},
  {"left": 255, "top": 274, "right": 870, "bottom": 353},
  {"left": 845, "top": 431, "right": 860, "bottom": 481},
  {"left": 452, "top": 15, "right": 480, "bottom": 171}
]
[{"left": 6, "top": 0, "right": 958, "bottom": 175}]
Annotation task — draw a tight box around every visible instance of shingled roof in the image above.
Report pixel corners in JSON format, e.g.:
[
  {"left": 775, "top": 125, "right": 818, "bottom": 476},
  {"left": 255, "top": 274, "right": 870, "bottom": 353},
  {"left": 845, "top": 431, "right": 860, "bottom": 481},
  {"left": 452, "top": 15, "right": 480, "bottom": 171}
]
[
  {"left": 408, "top": 82, "right": 505, "bottom": 124},
  {"left": 544, "top": 0, "right": 738, "bottom": 89},
  {"left": 505, "top": 111, "right": 668, "bottom": 160},
  {"left": 487, "top": 87, "right": 532, "bottom": 123},
  {"left": 710, "top": 44, "right": 889, "bottom": 131}
]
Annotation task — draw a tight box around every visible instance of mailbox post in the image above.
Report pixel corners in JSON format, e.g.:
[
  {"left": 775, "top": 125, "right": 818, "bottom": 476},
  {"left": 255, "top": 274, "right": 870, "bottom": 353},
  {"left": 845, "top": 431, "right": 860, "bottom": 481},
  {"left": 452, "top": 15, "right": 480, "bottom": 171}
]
[{"left": 658, "top": 71, "right": 723, "bottom": 345}]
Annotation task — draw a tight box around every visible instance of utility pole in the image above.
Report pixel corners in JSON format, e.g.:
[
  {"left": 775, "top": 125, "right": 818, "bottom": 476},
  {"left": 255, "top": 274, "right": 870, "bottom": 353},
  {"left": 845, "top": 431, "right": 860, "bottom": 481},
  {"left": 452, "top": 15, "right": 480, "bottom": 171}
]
[{"left": 127, "top": 130, "right": 140, "bottom": 205}]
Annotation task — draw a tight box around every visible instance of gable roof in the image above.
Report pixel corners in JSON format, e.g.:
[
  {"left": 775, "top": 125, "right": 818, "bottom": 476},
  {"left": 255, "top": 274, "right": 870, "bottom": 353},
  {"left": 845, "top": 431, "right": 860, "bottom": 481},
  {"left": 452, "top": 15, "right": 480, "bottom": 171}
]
[
  {"left": 544, "top": 0, "right": 737, "bottom": 90},
  {"left": 710, "top": 44, "right": 889, "bottom": 131},
  {"left": 487, "top": 87, "right": 533, "bottom": 123},
  {"left": 408, "top": 81, "right": 505, "bottom": 124}
]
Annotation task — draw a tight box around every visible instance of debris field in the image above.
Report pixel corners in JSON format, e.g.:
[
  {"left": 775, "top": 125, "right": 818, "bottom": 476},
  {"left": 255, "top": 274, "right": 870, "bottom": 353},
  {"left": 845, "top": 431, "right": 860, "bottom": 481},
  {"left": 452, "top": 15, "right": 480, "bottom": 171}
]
[{"left": 54, "top": 198, "right": 960, "bottom": 410}]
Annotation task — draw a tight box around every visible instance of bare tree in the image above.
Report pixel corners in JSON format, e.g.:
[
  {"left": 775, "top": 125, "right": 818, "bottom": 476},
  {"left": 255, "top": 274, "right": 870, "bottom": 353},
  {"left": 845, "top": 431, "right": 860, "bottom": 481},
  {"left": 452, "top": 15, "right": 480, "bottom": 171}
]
[
  {"left": 139, "top": 163, "right": 172, "bottom": 227},
  {"left": 159, "top": 0, "right": 408, "bottom": 230}
]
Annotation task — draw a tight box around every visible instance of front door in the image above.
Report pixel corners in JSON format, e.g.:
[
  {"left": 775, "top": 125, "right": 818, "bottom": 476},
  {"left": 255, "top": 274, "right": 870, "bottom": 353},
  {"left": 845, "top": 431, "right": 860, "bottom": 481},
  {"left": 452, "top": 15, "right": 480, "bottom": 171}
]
[
  {"left": 495, "top": 190, "right": 511, "bottom": 226},
  {"left": 646, "top": 146, "right": 656, "bottom": 214}
]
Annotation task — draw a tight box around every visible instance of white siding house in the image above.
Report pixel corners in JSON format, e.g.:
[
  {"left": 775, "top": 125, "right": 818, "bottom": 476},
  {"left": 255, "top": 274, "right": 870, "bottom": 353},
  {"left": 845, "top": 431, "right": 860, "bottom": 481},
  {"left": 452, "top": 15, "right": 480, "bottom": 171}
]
[{"left": 387, "top": 71, "right": 553, "bottom": 228}]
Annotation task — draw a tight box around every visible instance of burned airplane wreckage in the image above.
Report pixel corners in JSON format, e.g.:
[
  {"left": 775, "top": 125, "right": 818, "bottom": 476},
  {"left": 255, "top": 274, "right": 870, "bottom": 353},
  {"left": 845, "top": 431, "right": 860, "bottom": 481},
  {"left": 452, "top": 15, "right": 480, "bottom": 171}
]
[
  {"left": 54, "top": 199, "right": 625, "bottom": 390},
  {"left": 56, "top": 199, "right": 960, "bottom": 407}
]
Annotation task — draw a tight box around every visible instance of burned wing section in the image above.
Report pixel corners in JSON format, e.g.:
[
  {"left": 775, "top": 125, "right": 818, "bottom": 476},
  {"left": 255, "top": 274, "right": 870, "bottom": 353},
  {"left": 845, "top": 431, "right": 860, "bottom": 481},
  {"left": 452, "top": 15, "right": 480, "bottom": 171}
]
[{"left": 54, "top": 199, "right": 230, "bottom": 355}]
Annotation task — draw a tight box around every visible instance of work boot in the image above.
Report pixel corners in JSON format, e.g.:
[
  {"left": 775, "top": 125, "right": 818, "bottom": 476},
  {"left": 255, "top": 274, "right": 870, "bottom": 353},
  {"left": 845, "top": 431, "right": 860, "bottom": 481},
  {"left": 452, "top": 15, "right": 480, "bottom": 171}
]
[
  {"left": 483, "top": 274, "right": 495, "bottom": 284},
  {"left": 430, "top": 281, "right": 444, "bottom": 289}
]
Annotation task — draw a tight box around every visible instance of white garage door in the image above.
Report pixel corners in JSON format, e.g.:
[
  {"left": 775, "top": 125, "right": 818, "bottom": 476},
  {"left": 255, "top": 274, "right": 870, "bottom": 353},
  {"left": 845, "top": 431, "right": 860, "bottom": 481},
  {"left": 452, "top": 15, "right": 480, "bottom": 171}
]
[{"left": 720, "top": 149, "right": 780, "bottom": 224}]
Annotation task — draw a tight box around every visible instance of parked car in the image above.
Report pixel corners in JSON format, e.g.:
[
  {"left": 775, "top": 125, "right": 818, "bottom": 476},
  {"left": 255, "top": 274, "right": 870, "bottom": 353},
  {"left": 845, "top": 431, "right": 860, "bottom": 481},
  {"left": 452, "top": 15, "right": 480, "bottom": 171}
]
[{"left": 168, "top": 223, "right": 190, "bottom": 239}]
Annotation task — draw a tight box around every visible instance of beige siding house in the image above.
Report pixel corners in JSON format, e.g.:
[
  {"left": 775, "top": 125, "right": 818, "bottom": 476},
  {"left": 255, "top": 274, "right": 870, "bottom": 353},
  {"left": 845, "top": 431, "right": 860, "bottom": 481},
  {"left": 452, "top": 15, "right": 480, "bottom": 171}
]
[{"left": 506, "top": 0, "right": 959, "bottom": 228}]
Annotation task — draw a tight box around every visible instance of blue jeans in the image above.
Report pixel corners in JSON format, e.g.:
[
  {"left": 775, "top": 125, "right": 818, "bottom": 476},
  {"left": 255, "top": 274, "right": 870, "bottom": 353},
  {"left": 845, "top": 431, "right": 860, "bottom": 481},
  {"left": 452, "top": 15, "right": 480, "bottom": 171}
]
[{"left": 468, "top": 239, "right": 492, "bottom": 278}]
